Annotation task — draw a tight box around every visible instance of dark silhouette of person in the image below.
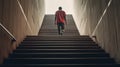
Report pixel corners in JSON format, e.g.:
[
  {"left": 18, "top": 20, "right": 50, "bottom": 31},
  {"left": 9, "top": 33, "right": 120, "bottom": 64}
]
[{"left": 55, "top": 7, "right": 67, "bottom": 35}]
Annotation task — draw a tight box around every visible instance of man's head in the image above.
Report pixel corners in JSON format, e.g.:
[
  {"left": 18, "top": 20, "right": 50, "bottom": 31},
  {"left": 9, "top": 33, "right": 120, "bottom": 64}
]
[{"left": 58, "top": 7, "right": 62, "bottom": 10}]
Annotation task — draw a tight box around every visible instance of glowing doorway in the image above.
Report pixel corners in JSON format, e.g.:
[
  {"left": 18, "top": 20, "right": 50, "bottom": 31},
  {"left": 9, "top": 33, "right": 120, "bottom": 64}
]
[{"left": 45, "top": 0, "right": 74, "bottom": 14}]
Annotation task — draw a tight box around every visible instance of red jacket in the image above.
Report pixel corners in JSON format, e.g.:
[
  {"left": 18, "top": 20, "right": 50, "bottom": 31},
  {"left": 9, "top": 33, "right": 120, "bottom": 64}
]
[{"left": 55, "top": 10, "right": 66, "bottom": 24}]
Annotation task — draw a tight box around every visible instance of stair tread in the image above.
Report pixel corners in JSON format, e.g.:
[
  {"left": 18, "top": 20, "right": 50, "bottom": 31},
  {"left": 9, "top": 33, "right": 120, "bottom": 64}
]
[
  {"left": 20, "top": 43, "right": 98, "bottom": 45},
  {"left": 15, "top": 49, "right": 103, "bottom": 50},
  {"left": 9, "top": 53, "right": 109, "bottom": 58},
  {"left": 17, "top": 45, "right": 98, "bottom": 47},
  {"left": 17, "top": 46, "right": 101, "bottom": 49},
  {"left": 1, "top": 64, "right": 119, "bottom": 65},
  {"left": 1, "top": 64, "right": 120, "bottom": 67},
  {"left": 7, "top": 57, "right": 113, "bottom": 59},
  {"left": 11, "top": 52, "right": 108, "bottom": 54}
]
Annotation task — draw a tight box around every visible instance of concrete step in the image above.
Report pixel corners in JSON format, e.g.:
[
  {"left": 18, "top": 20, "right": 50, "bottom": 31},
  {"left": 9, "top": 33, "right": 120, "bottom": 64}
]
[
  {"left": 24, "top": 36, "right": 92, "bottom": 41},
  {"left": 19, "top": 43, "right": 98, "bottom": 46},
  {"left": 17, "top": 46, "right": 101, "bottom": 49},
  {"left": 9, "top": 52, "right": 109, "bottom": 58},
  {"left": 1, "top": 64, "right": 120, "bottom": 67},
  {"left": 21, "top": 41, "right": 96, "bottom": 44},
  {"left": 13, "top": 49, "right": 105, "bottom": 53},
  {"left": 4, "top": 58, "right": 115, "bottom": 64}
]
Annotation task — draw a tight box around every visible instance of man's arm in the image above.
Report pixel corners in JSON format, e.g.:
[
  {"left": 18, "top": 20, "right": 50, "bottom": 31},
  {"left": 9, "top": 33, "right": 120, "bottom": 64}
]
[{"left": 55, "top": 12, "right": 57, "bottom": 25}]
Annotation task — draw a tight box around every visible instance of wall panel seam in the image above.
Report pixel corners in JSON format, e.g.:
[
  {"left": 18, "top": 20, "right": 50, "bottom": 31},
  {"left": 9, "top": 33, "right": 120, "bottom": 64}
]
[
  {"left": 92, "top": 0, "right": 112, "bottom": 36},
  {"left": 17, "top": 0, "right": 32, "bottom": 33}
]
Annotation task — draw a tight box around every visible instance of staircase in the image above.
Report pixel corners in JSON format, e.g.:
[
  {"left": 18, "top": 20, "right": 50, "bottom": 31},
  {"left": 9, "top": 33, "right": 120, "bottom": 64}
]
[{"left": 1, "top": 15, "right": 119, "bottom": 67}]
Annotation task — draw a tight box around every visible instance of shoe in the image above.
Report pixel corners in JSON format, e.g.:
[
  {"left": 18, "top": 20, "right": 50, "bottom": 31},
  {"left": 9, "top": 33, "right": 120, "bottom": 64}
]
[{"left": 62, "top": 30, "right": 65, "bottom": 32}]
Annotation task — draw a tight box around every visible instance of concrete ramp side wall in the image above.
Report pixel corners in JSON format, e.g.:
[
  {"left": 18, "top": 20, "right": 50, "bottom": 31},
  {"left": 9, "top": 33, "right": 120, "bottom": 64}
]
[
  {"left": 73, "top": 0, "right": 120, "bottom": 63},
  {"left": 0, "top": 0, "right": 45, "bottom": 64}
]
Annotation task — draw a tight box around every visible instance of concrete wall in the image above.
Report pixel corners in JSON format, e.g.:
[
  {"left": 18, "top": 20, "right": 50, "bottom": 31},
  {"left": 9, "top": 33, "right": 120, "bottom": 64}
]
[
  {"left": 0, "top": 0, "right": 45, "bottom": 64},
  {"left": 73, "top": 0, "right": 120, "bottom": 63}
]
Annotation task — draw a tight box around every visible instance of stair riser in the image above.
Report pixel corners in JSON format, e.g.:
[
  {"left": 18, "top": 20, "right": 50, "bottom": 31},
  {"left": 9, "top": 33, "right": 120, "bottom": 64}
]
[
  {"left": 4, "top": 59, "right": 115, "bottom": 64},
  {"left": 21, "top": 42, "right": 96, "bottom": 44},
  {"left": 24, "top": 39, "right": 93, "bottom": 41},
  {"left": 24, "top": 37, "right": 92, "bottom": 41},
  {"left": 19, "top": 43, "right": 98, "bottom": 46},
  {"left": 13, "top": 50, "right": 105, "bottom": 53},
  {"left": 1, "top": 64, "right": 120, "bottom": 67},
  {"left": 17, "top": 47, "right": 101, "bottom": 49},
  {"left": 9, "top": 54, "right": 109, "bottom": 58}
]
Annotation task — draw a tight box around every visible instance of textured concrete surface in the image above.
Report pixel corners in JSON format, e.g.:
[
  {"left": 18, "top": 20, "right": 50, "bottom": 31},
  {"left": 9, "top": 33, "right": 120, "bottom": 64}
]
[
  {"left": 73, "top": 0, "right": 120, "bottom": 63},
  {"left": 0, "top": 0, "right": 45, "bottom": 64}
]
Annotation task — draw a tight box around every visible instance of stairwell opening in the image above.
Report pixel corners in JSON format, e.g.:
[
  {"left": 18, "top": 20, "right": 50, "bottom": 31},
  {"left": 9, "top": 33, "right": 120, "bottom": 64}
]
[{"left": 45, "top": 0, "right": 74, "bottom": 14}]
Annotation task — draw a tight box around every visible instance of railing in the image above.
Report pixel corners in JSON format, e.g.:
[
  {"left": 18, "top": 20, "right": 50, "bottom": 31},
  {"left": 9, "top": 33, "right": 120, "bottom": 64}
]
[{"left": 0, "top": 22, "right": 16, "bottom": 42}]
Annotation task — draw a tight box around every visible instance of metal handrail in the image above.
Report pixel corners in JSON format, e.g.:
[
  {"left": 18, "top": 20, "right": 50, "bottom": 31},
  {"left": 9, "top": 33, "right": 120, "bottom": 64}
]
[{"left": 0, "top": 22, "right": 16, "bottom": 42}]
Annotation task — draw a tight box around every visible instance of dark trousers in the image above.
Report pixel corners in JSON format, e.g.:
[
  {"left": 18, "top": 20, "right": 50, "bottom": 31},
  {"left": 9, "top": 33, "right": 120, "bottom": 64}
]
[{"left": 57, "top": 23, "right": 64, "bottom": 34}]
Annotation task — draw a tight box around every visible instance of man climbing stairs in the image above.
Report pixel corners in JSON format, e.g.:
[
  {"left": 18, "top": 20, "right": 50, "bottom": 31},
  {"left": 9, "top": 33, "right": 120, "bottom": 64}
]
[{"left": 0, "top": 15, "right": 119, "bottom": 67}]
